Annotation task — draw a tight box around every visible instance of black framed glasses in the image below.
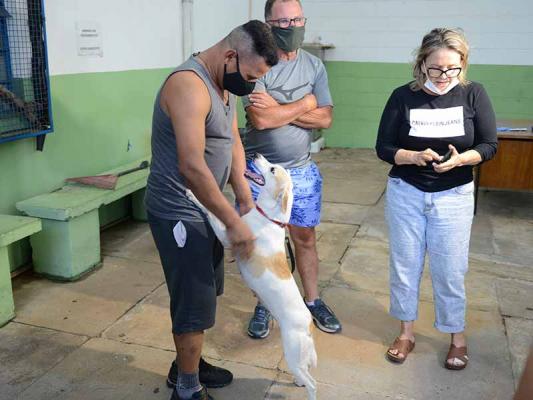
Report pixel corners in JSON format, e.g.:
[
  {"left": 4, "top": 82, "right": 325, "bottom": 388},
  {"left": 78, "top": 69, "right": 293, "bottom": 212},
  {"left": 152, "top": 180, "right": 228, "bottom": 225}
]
[
  {"left": 426, "top": 67, "right": 462, "bottom": 78},
  {"left": 267, "top": 17, "right": 307, "bottom": 28}
]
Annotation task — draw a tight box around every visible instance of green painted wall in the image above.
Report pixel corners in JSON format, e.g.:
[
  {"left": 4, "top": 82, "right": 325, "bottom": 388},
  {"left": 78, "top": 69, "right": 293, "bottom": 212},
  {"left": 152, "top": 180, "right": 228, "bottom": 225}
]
[
  {"left": 1, "top": 68, "right": 172, "bottom": 271},
  {"left": 324, "top": 61, "right": 533, "bottom": 148},
  {"left": 237, "top": 97, "right": 246, "bottom": 129},
  {"left": 3, "top": 62, "right": 533, "bottom": 271}
]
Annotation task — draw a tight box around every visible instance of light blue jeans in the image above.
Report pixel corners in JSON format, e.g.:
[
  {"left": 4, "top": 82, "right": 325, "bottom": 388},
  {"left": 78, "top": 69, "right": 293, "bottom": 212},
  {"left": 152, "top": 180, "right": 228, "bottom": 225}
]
[{"left": 385, "top": 177, "right": 474, "bottom": 333}]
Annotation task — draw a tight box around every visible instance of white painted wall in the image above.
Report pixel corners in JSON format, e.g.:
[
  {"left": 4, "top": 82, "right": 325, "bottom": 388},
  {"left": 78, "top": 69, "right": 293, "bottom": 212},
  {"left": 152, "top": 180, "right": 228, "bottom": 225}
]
[
  {"left": 45, "top": 0, "right": 182, "bottom": 75},
  {"left": 191, "top": 0, "right": 250, "bottom": 53},
  {"left": 299, "top": 0, "right": 533, "bottom": 65},
  {"left": 44, "top": 0, "right": 255, "bottom": 76},
  {"left": 44, "top": 0, "right": 532, "bottom": 76}
]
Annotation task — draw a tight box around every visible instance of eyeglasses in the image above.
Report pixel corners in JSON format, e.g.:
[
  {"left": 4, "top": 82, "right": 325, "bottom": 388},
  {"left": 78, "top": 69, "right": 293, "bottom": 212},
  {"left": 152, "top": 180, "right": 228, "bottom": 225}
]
[
  {"left": 426, "top": 67, "right": 462, "bottom": 78},
  {"left": 267, "top": 17, "right": 307, "bottom": 28}
]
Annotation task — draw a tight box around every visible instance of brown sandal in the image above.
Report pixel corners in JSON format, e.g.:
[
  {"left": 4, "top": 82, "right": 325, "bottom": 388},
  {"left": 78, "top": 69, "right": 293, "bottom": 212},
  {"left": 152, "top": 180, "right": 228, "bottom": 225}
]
[
  {"left": 386, "top": 337, "right": 415, "bottom": 364},
  {"left": 444, "top": 344, "right": 469, "bottom": 370}
]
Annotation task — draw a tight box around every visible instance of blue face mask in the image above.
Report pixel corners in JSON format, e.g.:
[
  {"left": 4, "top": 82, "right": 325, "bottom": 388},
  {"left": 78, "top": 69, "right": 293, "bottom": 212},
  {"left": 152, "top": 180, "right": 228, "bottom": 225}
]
[{"left": 223, "top": 53, "right": 256, "bottom": 96}]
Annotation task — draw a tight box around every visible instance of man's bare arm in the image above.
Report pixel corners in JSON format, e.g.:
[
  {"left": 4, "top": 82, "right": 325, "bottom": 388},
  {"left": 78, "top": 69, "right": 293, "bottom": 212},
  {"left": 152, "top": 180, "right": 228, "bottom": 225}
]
[
  {"left": 228, "top": 114, "right": 254, "bottom": 215},
  {"left": 161, "top": 72, "right": 241, "bottom": 229},
  {"left": 292, "top": 106, "right": 333, "bottom": 130},
  {"left": 246, "top": 91, "right": 317, "bottom": 130}
]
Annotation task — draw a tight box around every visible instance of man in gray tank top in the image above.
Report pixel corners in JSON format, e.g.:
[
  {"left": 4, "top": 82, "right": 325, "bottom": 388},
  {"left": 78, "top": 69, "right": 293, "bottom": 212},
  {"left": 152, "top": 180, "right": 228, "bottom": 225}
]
[
  {"left": 242, "top": 0, "right": 342, "bottom": 340},
  {"left": 145, "top": 21, "right": 278, "bottom": 400}
]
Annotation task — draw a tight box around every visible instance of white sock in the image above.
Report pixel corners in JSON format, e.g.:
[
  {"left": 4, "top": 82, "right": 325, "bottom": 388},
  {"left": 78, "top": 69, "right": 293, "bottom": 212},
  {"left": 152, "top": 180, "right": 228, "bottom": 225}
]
[{"left": 305, "top": 298, "right": 318, "bottom": 307}]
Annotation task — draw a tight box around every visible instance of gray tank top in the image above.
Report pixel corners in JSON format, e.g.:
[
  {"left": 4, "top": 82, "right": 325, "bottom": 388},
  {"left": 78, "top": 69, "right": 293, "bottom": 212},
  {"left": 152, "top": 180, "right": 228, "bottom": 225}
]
[{"left": 145, "top": 56, "right": 236, "bottom": 221}]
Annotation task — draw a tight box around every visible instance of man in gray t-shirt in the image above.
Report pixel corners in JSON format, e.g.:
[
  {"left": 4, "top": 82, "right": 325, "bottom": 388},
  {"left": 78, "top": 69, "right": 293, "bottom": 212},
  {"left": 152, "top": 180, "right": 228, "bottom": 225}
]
[
  {"left": 243, "top": 49, "right": 333, "bottom": 168},
  {"left": 243, "top": 0, "right": 342, "bottom": 338}
]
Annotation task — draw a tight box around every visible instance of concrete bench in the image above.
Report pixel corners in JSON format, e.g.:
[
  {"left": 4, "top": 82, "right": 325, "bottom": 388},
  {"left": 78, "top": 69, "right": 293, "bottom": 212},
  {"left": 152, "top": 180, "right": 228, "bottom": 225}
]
[
  {"left": 0, "top": 215, "right": 42, "bottom": 326},
  {"left": 16, "top": 157, "right": 150, "bottom": 281}
]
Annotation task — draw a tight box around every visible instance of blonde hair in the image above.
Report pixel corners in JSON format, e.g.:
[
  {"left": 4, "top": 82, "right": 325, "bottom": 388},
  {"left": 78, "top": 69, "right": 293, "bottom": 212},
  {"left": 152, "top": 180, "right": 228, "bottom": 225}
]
[{"left": 410, "top": 28, "right": 470, "bottom": 91}]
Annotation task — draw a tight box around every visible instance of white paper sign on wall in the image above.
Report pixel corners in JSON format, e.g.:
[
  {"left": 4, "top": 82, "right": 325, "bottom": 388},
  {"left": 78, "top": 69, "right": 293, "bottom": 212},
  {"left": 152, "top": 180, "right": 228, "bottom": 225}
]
[{"left": 76, "top": 21, "right": 103, "bottom": 57}]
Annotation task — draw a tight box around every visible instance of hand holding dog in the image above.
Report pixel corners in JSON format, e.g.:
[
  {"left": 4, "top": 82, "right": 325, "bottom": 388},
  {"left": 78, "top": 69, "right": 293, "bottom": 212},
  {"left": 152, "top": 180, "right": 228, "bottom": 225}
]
[
  {"left": 227, "top": 218, "right": 255, "bottom": 260},
  {"left": 238, "top": 200, "right": 255, "bottom": 217}
]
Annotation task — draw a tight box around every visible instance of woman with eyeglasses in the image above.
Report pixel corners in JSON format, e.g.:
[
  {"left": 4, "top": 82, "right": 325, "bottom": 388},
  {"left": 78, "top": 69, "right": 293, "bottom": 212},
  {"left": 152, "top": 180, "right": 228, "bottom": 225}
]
[{"left": 375, "top": 28, "right": 497, "bottom": 370}]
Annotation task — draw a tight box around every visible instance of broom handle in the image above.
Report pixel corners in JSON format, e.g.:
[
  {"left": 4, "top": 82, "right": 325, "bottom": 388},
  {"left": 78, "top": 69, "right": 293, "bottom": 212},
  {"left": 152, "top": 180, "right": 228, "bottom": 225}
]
[{"left": 117, "top": 160, "right": 150, "bottom": 177}]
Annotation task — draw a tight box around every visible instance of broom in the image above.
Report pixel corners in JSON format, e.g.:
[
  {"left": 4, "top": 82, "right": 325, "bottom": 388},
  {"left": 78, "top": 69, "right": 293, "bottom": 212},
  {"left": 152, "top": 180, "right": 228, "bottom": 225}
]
[{"left": 66, "top": 161, "right": 150, "bottom": 190}]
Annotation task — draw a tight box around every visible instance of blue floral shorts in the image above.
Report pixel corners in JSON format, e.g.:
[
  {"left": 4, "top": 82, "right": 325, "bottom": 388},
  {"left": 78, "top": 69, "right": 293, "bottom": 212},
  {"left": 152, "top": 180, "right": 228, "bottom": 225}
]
[{"left": 246, "top": 160, "right": 323, "bottom": 227}]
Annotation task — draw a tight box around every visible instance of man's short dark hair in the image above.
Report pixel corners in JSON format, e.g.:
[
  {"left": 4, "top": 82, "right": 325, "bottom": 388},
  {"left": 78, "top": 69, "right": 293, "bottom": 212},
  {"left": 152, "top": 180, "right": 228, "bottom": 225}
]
[
  {"left": 264, "top": 0, "right": 302, "bottom": 20},
  {"left": 227, "top": 20, "right": 278, "bottom": 67}
]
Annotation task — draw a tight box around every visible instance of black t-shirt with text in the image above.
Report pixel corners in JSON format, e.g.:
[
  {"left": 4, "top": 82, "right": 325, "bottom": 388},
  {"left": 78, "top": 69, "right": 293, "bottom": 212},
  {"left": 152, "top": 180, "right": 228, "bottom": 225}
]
[{"left": 376, "top": 81, "right": 497, "bottom": 192}]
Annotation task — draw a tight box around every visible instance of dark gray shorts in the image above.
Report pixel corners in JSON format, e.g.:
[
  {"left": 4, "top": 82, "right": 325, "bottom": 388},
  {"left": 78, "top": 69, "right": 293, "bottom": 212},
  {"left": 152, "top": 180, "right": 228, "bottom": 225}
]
[{"left": 147, "top": 212, "right": 224, "bottom": 335}]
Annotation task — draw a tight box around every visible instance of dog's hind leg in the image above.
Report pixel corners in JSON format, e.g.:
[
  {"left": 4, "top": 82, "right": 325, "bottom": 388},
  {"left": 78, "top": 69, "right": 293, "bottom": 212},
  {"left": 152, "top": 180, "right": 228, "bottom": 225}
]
[
  {"left": 282, "top": 331, "right": 317, "bottom": 400},
  {"left": 292, "top": 367, "right": 316, "bottom": 400},
  {"left": 300, "top": 333, "right": 318, "bottom": 400},
  {"left": 302, "top": 370, "right": 317, "bottom": 400}
]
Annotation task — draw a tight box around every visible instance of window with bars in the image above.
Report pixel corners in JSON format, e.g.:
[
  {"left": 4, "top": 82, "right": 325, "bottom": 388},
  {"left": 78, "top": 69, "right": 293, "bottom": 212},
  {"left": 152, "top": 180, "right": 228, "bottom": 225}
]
[{"left": 0, "top": 0, "right": 52, "bottom": 150}]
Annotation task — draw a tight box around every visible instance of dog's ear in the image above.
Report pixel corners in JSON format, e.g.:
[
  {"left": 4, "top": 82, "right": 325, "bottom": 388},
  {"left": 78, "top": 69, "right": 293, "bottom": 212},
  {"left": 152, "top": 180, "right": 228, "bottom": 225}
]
[
  {"left": 276, "top": 183, "right": 291, "bottom": 214},
  {"left": 281, "top": 186, "right": 290, "bottom": 214}
]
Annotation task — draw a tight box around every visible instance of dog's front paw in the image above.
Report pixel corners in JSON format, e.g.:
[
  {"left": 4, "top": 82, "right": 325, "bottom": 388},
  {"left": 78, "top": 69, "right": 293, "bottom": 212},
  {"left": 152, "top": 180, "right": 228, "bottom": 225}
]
[
  {"left": 185, "top": 189, "right": 199, "bottom": 204},
  {"left": 186, "top": 189, "right": 208, "bottom": 214}
]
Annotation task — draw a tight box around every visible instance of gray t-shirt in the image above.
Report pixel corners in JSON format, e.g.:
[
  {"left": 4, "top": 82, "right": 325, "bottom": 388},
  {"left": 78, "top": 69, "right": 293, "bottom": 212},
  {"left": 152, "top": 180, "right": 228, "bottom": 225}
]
[
  {"left": 145, "top": 56, "right": 235, "bottom": 221},
  {"left": 242, "top": 49, "right": 333, "bottom": 168}
]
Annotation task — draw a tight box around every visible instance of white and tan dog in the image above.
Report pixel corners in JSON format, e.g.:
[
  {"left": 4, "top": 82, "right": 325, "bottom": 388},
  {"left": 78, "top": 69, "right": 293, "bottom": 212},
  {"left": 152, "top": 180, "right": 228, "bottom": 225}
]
[{"left": 187, "top": 154, "right": 317, "bottom": 400}]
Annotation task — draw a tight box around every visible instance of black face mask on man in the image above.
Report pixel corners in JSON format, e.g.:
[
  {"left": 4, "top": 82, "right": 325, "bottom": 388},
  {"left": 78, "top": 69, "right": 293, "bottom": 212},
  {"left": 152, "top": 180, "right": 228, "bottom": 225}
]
[
  {"left": 271, "top": 26, "right": 305, "bottom": 52},
  {"left": 223, "top": 53, "right": 256, "bottom": 96}
]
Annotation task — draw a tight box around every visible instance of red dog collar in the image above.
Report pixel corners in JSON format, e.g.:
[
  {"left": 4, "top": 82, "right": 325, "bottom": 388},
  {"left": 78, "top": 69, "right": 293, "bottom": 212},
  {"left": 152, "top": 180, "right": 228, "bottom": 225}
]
[{"left": 256, "top": 205, "right": 287, "bottom": 229}]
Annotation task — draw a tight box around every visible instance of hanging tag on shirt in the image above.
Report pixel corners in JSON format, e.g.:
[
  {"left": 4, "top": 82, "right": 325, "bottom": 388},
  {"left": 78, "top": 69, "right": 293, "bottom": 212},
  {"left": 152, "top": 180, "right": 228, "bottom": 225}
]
[{"left": 173, "top": 221, "right": 187, "bottom": 248}]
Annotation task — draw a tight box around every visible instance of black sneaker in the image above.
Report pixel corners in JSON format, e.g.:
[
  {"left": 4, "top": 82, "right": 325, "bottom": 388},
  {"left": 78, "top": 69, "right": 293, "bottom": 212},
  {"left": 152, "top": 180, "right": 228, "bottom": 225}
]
[
  {"left": 167, "top": 358, "right": 233, "bottom": 389},
  {"left": 306, "top": 298, "right": 342, "bottom": 333},
  {"left": 169, "top": 385, "right": 213, "bottom": 400},
  {"left": 247, "top": 303, "right": 272, "bottom": 339}
]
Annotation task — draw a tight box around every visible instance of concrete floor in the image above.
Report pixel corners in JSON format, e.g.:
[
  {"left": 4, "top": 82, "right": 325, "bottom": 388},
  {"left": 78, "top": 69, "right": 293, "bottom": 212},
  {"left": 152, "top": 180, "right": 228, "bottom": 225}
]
[{"left": 1, "top": 148, "right": 532, "bottom": 400}]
